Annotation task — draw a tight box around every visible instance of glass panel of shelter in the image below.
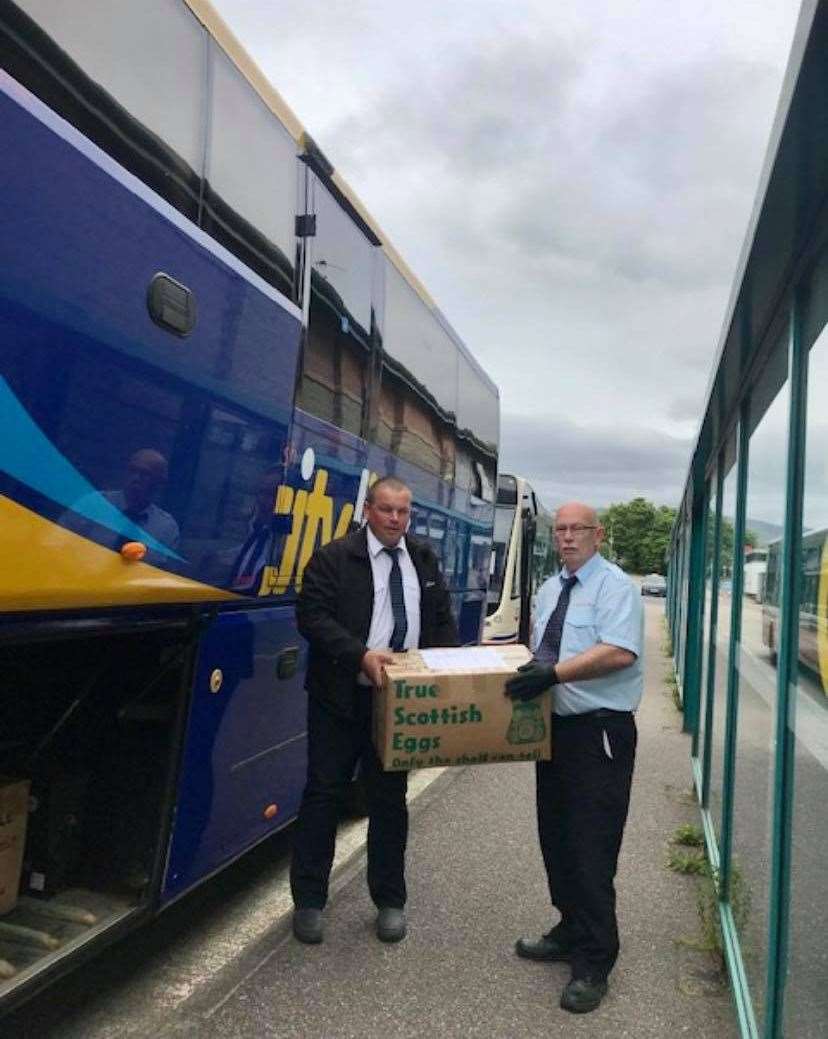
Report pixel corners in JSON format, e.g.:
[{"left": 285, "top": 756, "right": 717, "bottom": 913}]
[
  {"left": 695, "top": 476, "right": 717, "bottom": 773},
  {"left": 679, "top": 499, "right": 692, "bottom": 684},
  {"left": 709, "top": 429, "right": 738, "bottom": 839},
  {"left": 730, "top": 335, "right": 789, "bottom": 1033},
  {"left": 785, "top": 252, "right": 828, "bottom": 1037}
]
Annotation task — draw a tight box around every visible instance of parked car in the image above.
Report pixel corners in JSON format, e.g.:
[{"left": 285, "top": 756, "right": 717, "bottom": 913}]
[{"left": 641, "top": 573, "right": 667, "bottom": 596}]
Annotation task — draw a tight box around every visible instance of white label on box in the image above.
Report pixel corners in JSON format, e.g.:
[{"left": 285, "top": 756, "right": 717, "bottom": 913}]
[
  {"left": 29, "top": 871, "right": 45, "bottom": 892},
  {"left": 419, "top": 647, "right": 508, "bottom": 671}
]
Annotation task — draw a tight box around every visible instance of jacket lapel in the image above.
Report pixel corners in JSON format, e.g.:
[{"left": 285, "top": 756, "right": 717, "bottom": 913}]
[{"left": 346, "top": 528, "right": 374, "bottom": 640}]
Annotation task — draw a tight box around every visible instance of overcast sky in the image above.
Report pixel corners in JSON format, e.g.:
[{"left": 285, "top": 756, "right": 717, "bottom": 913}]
[{"left": 213, "top": 0, "right": 800, "bottom": 510}]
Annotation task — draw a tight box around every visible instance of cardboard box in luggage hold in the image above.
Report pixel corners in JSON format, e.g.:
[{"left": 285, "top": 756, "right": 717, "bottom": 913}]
[
  {"left": 374, "top": 644, "right": 551, "bottom": 772},
  {"left": 0, "top": 777, "right": 30, "bottom": 915}
]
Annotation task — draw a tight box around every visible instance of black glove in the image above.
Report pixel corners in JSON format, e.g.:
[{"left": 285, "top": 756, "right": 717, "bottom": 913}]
[{"left": 504, "top": 661, "right": 559, "bottom": 702}]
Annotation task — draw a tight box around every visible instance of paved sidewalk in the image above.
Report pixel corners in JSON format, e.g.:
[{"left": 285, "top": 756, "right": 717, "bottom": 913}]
[{"left": 166, "top": 598, "right": 739, "bottom": 1038}]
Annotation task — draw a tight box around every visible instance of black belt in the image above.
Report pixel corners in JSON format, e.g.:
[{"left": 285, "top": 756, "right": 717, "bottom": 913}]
[{"left": 553, "top": 708, "right": 633, "bottom": 723}]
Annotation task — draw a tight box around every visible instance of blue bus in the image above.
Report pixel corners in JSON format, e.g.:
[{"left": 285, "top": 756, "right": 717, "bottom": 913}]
[{"left": 0, "top": 0, "right": 498, "bottom": 1008}]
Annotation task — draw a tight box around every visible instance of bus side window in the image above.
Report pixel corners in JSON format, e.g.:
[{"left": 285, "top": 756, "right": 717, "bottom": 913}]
[
  {"left": 297, "top": 177, "right": 373, "bottom": 437},
  {"left": 203, "top": 41, "right": 296, "bottom": 297},
  {"left": 458, "top": 350, "right": 498, "bottom": 505},
  {"left": 377, "top": 258, "right": 458, "bottom": 480}
]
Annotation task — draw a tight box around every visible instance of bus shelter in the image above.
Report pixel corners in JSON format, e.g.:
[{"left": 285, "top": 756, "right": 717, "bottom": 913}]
[{"left": 666, "top": 2, "right": 828, "bottom": 1036}]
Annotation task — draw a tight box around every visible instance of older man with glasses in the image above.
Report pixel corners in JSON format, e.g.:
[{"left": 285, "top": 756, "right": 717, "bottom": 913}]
[{"left": 505, "top": 501, "right": 643, "bottom": 1014}]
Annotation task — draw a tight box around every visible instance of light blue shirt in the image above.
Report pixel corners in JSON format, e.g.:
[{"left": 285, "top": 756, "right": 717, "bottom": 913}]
[{"left": 531, "top": 552, "right": 644, "bottom": 716}]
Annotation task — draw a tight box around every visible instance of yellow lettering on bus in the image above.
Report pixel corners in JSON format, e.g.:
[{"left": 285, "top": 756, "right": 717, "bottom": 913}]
[{"left": 251, "top": 465, "right": 377, "bottom": 597}]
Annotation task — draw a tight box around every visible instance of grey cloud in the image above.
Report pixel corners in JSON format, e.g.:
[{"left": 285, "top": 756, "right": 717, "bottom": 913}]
[
  {"left": 668, "top": 393, "right": 706, "bottom": 422},
  {"left": 325, "top": 46, "right": 781, "bottom": 295},
  {"left": 499, "top": 412, "right": 692, "bottom": 508},
  {"left": 325, "top": 32, "right": 583, "bottom": 178}
]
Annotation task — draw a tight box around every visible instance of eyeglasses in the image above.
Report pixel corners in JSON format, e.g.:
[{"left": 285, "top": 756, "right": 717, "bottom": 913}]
[{"left": 554, "top": 524, "right": 598, "bottom": 537}]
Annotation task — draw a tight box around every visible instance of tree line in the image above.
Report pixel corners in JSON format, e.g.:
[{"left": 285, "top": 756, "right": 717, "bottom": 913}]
[
  {"left": 598, "top": 498, "right": 756, "bottom": 575},
  {"left": 598, "top": 498, "right": 676, "bottom": 574}
]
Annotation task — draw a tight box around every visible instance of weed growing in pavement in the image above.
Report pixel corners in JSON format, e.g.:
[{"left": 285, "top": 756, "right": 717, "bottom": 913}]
[
  {"left": 664, "top": 667, "right": 682, "bottom": 712},
  {"left": 667, "top": 824, "right": 707, "bottom": 874},
  {"left": 668, "top": 822, "right": 753, "bottom": 971},
  {"left": 695, "top": 861, "right": 752, "bottom": 968},
  {"left": 661, "top": 618, "right": 674, "bottom": 657},
  {"left": 668, "top": 847, "right": 707, "bottom": 875},
  {"left": 659, "top": 618, "right": 683, "bottom": 710},
  {"left": 672, "top": 823, "right": 705, "bottom": 847}
]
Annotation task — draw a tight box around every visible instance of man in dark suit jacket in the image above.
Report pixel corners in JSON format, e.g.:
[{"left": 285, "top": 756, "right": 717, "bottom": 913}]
[{"left": 290, "top": 476, "right": 458, "bottom": 945}]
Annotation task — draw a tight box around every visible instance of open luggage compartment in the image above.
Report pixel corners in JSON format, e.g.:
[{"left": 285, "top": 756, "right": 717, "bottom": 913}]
[{"left": 0, "top": 623, "right": 192, "bottom": 1005}]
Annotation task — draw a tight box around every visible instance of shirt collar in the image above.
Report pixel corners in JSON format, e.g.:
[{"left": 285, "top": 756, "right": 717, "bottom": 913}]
[
  {"left": 366, "top": 526, "right": 408, "bottom": 559},
  {"left": 561, "top": 550, "right": 602, "bottom": 584}
]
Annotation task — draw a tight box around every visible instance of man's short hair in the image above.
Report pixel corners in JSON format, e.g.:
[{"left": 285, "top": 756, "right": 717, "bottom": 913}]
[{"left": 365, "top": 476, "right": 410, "bottom": 505}]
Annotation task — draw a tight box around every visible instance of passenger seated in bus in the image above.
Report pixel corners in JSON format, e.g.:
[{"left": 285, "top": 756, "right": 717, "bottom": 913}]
[
  {"left": 61, "top": 448, "right": 180, "bottom": 551},
  {"left": 227, "top": 468, "right": 282, "bottom": 593}
]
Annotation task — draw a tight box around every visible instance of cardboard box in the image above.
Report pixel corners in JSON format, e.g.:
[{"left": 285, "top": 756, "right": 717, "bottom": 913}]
[
  {"left": 0, "top": 777, "right": 30, "bottom": 915},
  {"left": 374, "top": 644, "right": 551, "bottom": 771}
]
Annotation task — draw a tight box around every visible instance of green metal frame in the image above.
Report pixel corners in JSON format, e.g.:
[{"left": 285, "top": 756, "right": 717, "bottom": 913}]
[
  {"left": 700, "top": 464, "right": 723, "bottom": 808},
  {"left": 720, "top": 405, "right": 749, "bottom": 899},
  {"left": 684, "top": 483, "right": 708, "bottom": 740},
  {"left": 765, "top": 299, "right": 807, "bottom": 1038},
  {"left": 716, "top": 404, "right": 759, "bottom": 1039}
]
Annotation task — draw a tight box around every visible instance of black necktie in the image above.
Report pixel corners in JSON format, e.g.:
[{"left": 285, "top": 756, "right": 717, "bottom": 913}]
[
  {"left": 537, "top": 575, "right": 578, "bottom": 664},
  {"left": 383, "top": 547, "right": 408, "bottom": 651}
]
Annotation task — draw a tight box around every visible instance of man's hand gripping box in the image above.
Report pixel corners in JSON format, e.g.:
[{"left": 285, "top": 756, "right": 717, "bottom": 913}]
[{"left": 373, "top": 645, "right": 552, "bottom": 772}]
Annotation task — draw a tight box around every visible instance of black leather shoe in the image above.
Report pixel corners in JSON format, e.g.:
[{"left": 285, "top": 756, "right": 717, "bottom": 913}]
[
  {"left": 515, "top": 930, "right": 572, "bottom": 962},
  {"left": 293, "top": 907, "right": 324, "bottom": 944},
  {"left": 376, "top": 906, "right": 407, "bottom": 943},
  {"left": 560, "top": 976, "right": 608, "bottom": 1013}
]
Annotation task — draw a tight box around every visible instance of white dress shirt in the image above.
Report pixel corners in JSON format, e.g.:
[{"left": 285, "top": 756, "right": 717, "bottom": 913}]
[{"left": 365, "top": 527, "right": 421, "bottom": 653}]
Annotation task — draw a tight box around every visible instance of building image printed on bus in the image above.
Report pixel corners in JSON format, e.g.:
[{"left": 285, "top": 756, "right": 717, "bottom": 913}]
[
  {"left": 482, "top": 474, "right": 557, "bottom": 646},
  {"left": 0, "top": 0, "right": 499, "bottom": 1011}
]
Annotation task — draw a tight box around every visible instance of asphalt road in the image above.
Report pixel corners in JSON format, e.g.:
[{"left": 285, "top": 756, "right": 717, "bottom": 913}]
[{"left": 4, "top": 597, "right": 741, "bottom": 1039}]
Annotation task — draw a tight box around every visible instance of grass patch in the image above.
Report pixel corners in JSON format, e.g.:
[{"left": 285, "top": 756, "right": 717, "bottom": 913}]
[
  {"left": 667, "top": 823, "right": 753, "bottom": 970},
  {"left": 660, "top": 619, "right": 682, "bottom": 710},
  {"left": 672, "top": 823, "right": 704, "bottom": 847},
  {"left": 667, "top": 847, "right": 707, "bottom": 875},
  {"left": 664, "top": 667, "right": 682, "bottom": 712},
  {"left": 697, "top": 861, "right": 752, "bottom": 964}
]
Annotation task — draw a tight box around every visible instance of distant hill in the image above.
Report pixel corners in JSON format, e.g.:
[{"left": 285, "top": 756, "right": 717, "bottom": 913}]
[{"left": 744, "top": 518, "right": 783, "bottom": 547}]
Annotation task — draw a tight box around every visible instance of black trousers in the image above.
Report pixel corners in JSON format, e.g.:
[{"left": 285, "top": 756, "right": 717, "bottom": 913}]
[
  {"left": 536, "top": 709, "right": 637, "bottom": 982},
  {"left": 290, "top": 687, "right": 408, "bottom": 910}
]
